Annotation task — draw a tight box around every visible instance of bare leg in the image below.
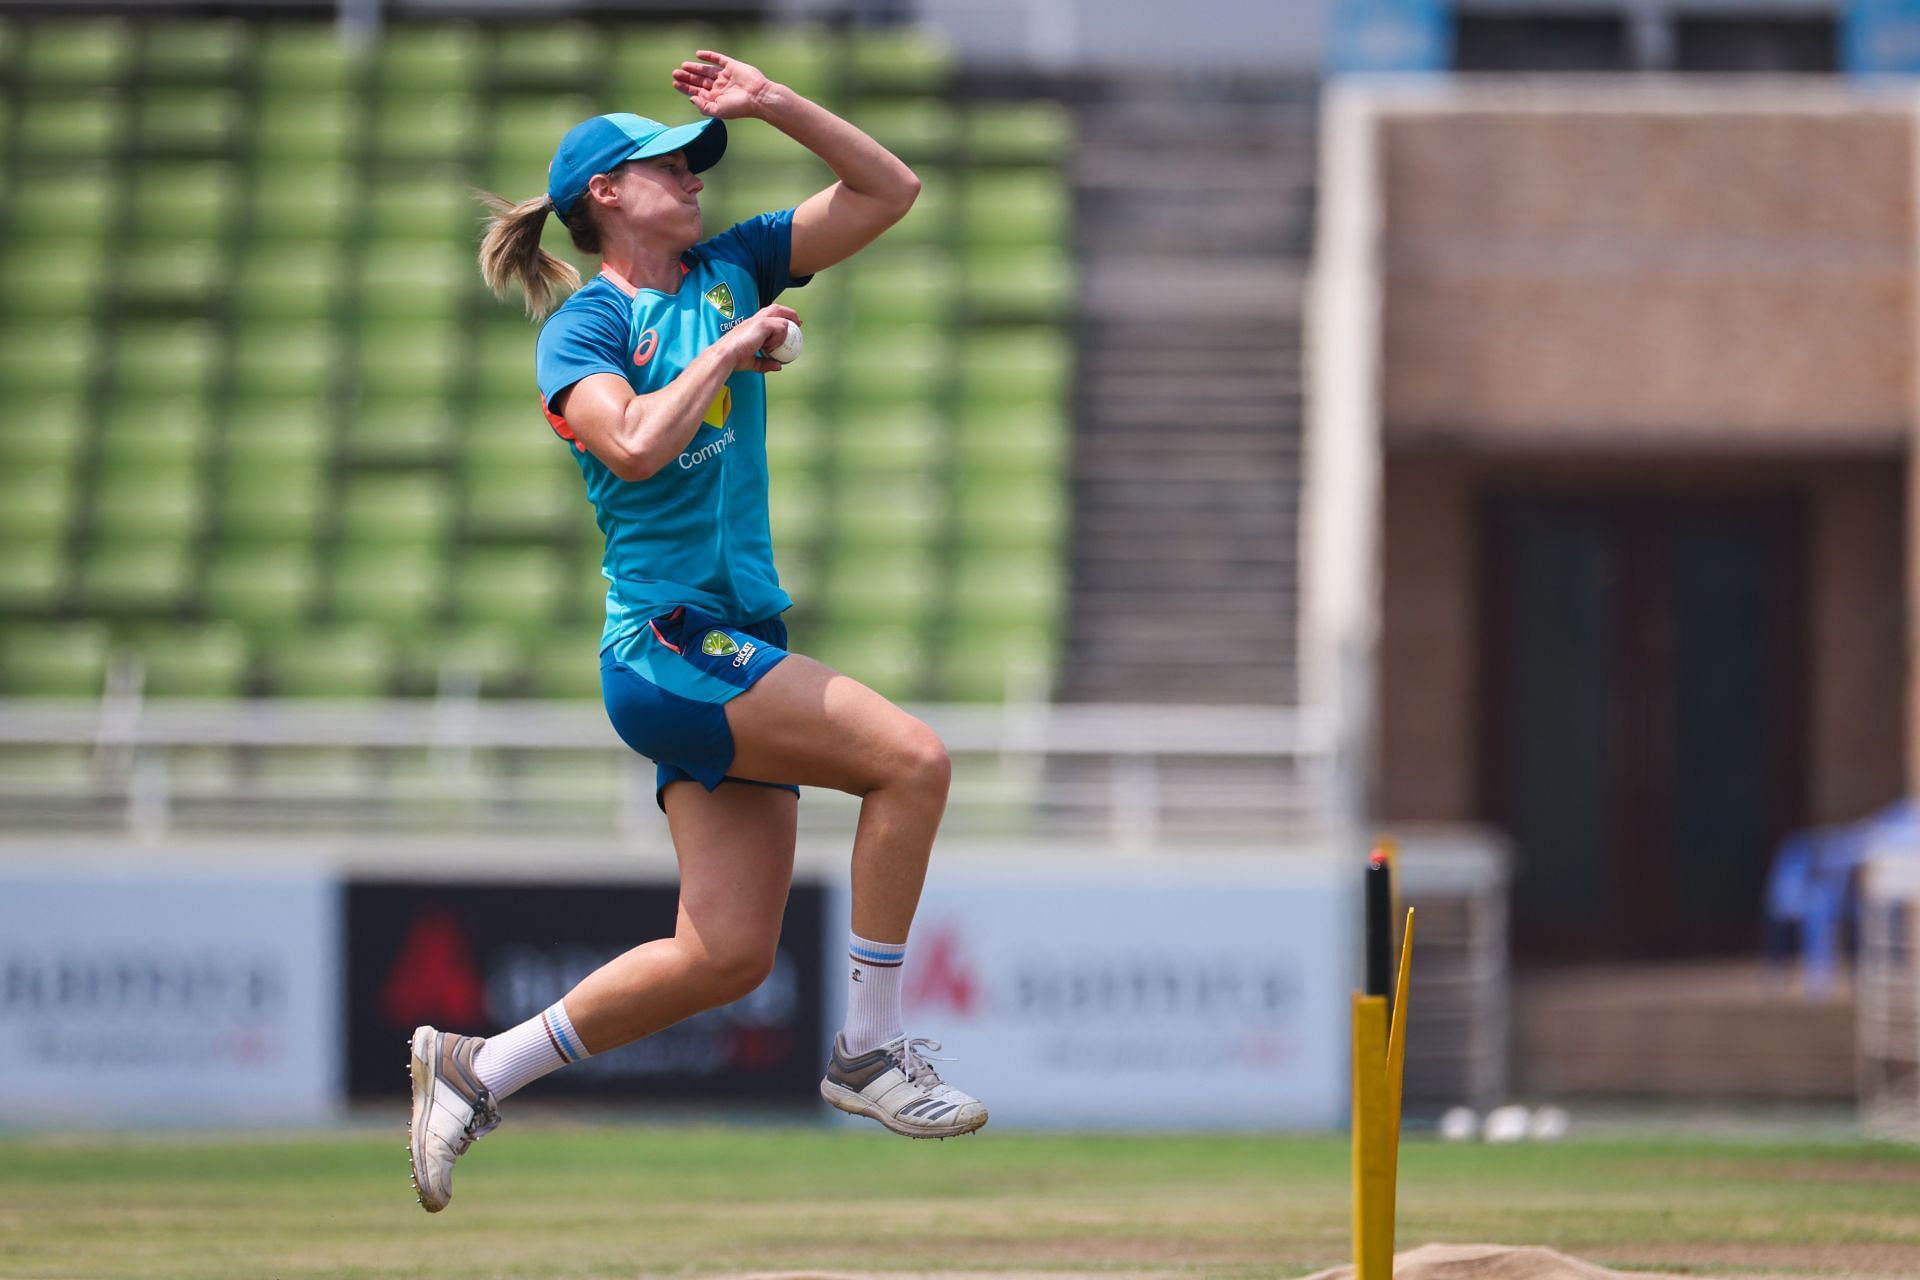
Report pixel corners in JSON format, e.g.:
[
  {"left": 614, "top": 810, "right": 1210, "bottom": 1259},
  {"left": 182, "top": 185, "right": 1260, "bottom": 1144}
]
[
  {"left": 560, "top": 780, "right": 797, "bottom": 1054},
  {"left": 723, "top": 654, "right": 950, "bottom": 944}
]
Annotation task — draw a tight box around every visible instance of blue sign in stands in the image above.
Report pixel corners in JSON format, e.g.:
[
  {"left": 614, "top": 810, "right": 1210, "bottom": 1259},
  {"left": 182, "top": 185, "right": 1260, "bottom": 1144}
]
[
  {"left": 1330, "top": 0, "right": 1452, "bottom": 73},
  {"left": 1847, "top": 0, "right": 1920, "bottom": 75}
]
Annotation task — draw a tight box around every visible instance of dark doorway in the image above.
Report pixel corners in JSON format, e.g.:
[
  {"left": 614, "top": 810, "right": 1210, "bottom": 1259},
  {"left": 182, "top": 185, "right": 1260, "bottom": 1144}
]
[{"left": 1480, "top": 493, "right": 1807, "bottom": 959}]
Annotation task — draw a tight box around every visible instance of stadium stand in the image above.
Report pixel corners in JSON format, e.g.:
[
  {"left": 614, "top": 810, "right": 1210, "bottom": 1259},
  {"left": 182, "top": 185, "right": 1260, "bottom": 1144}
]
[
  {"left": 0, "top": 16, "right": 1075, "bottom": 705},
  {"left": 1061, "top": 80, "right": 1313, "bottom": 705}
]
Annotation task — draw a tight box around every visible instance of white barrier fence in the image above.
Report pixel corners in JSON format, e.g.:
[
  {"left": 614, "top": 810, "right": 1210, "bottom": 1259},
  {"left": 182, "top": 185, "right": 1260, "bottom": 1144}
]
[{"left": 0, "top": 696, "right": 1346, "bottom": 846}]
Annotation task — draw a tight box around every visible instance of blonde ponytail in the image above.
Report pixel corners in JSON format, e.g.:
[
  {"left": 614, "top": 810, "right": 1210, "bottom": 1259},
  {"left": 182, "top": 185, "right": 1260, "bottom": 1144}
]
[{"left": 476, "top": 190, "right": 582, "bottom": 320}]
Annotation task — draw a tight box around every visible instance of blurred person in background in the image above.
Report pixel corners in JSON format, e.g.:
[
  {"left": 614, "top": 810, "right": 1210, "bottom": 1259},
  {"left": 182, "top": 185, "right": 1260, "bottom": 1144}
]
[{"left": 406, "top": 49, "right": 985, "bottom": 1215}]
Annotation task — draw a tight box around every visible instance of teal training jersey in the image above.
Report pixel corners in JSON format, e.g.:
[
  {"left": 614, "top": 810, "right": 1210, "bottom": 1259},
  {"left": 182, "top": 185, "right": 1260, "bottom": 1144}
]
[{"left": 536, "top": 209, "right": 811, "bottom": 651}]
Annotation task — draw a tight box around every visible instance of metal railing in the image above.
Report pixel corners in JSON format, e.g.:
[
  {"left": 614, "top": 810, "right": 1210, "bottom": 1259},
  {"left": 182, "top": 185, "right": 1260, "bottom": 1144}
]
[{"left": 0, "top": 694, "right": 1347, "bottom": 847}]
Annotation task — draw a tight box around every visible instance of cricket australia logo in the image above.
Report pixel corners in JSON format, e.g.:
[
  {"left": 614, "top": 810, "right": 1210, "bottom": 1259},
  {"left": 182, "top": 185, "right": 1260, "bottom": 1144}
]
[
  {"left": 703, "top": 281, "right": 735, "bottom": 319},
  {"left": 700, "top": 631, "right": 739, "bottom": 658}
]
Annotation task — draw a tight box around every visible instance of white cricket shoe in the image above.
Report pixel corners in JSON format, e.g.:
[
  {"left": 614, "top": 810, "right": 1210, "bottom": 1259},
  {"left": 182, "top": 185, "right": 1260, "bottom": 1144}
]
[
  {"left": 407, "top": 1025, "right": 500, "bottom": 1213},
  {"left": 820, "top": 1034, "right": 988, "bottom": 1138}
]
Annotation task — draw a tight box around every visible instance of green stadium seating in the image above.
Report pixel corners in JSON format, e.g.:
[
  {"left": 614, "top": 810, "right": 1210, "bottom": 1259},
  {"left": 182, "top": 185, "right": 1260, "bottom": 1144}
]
[
  {"left": 839, "top": 325, "right": 945, "bottom": 405},
  {"left": 821, "top": 547, "right": 939, "bottom": 624},
  {"left": 226, "top": 398, "right": 330, "bottom": 462},
  {"left": 115, "top": 321, "right": 218, "bottom": 398},
  {"left": 345, "top": 397, "right": 455, "bottom": 465},
  {"left": 102, "top": 397, "right": 213, "bottom": 467},
  {"left": 942, "top": 623, "right": 1056, "bottom": 702},
  {"left": 132, "top": 163, "right": 241, "bottom": 239},
  {"left": 833, "top": 406, "right": 944, "bottom": 477},
  {"left": 0, "top": 321, "right": 94, "bottom": 395},
  {"left": 830, "top": 475, "right": 943, "bottom": 550},
  {"left": 957, "top": 404, "right": 1070, "bottom": 471},
  {"left": 452, "top": 548, "right": 565, "bottom": 630},
  {"left": 957, "top": 470, "right": 1067, "bottom": 551},
  {"left": 234, "top": 246, "right": 338, "bottom": 319},
  {"left": 463, "top": 460, "right": 579, "bottom": 540},
  {"left": 254, "top": 94, "right": 357, "bottom": 166},
  {"left": 608, "top": 24, "right": 727, "bottom": 105},
  {"left": 767, "top": 472, "right": 821, "bottom": 548},
  {"left": 338, "top": 473, "right": 453, "bottom": 548},
  {"left": 402, "top": 626, "right": 526, "bottom": 697},
  {"left": 962, "top": 171, "right": 1069, "bottom": 247},
  {"left": 231, "top": 322, "right": 337, "bottom": 397},
  {"left": 527, "top": 642, "right": 604, "bottom": 699},
  {"left": 847, "top": 28, "right": 954, "bottom": 92},
  {"left": 259, "top": 625, "right": 396, "bottom": 697},
  {"left": 358, "top": 244, "right": 466, "bottom": 326},
  {"left": 17, "top": 93, "right": 120, "bottom": 157},
  {"left": 468, "top": 400, "right": 561, "bottom": 467},
  {"left": 377, "top": 25, "right": 480, "bottom": 93},
  {"left": 873, "top": 179, "right": 952, "bottom": 248},
  {"left": 131, "top": 622, "right": 251, "bottom": 697},
  {"left": 843, "top": 252, "right": 954, "bottom": 327},
  {"left": 9, "top": 169, "right": 111, "bottom": 238},
  {"left": 248, "top": 168, "right": 355, "bottom": 241},
  {"left": 964, "top": 102, "right": 1074, "bottom": 164},
  {"left": 0, "top": 396, "right": 84, "bottom": 471},
  {"left": 812, "top": 621, "right": 926, "bottom": 702},
  {"left": 332, "top": 546, "right": 444, "bottom": 627},
  {"left": 951, "top": 548, "right": 1064, "bottom": 625},
  {"left": 141, "top": 88, "right": 243, "bottom": 152},
  {"left": 206, "top": 545, "right": 319, "bottom": 626},
  {"left": 485, "top": 95, "right": 597, "bottom": 188},
  {"left": 93, "top": 464, "right": 202, "bottom": 543},
  {"left": 963, "top": 245, "right": 1075, "bottom": 317},
  {"left": 0, "top": 240, "right": 104, "bottom": 315},
  {"left": 356, "top": 323, "right": 459, "bottom": 397},
  {"left": 492, "top": 24, "right": 601, "bottom": 81},
  {"left": 0, "top": 541, "right": 64, "bottom": 612},
  {"left": 0, "top": 20, "right": 1074, "bottom": 705},
  {"left": 121, "top": 240, "right": 224, "bottom": 306},
  {"left": 961, "top": 328, "right": 1072, "bottom": 408},
  {"left": 853, "top": 98, "right": 958, "bottom": 163},
  {"left": 0, "top": 623, "right": 110, "bottom": 697},
  {"left": 372, "top": 93, "right": 476, "bottom": 158},
  {"left": 0, "top": 465, "right": 75, "bottom": 542},
  {"left": 257, "top": 26, "right": 351, "bottom": 90},
  {"left": 365, "top": 180, "right": 476, "bottom": 246},
  {"left": 762, "top": 402, "right": 823, "bottom": 474},
  {"left": 78, "top": 540, "right": 194, "bottom": 613},
  {"left": 22, "top": 22, "right": 133, "bottom": 85}
]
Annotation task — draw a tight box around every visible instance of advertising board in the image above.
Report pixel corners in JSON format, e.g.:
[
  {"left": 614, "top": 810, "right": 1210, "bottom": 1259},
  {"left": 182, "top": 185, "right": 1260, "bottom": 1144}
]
[
  {"left": 0, "top": 868, "right": 340, "bottom": 1125},
  {"left": 824, "top": 858, "right": 1352, "bottom": 1129},
  {"left": 345, "top": 880, "right": 824, "bottom": 1103}
]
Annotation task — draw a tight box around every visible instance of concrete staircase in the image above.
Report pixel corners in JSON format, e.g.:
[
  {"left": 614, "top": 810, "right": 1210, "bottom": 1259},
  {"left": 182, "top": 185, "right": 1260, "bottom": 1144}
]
[{"left": 1060, "top": 79, "right": 1318, "bottom": 705}]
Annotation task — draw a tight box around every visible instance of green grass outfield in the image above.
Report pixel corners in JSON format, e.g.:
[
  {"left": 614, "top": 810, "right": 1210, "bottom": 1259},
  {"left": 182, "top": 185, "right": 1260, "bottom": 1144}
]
[{"left": 1, "top": 1125, "right": 1916, "bottom": 1278}]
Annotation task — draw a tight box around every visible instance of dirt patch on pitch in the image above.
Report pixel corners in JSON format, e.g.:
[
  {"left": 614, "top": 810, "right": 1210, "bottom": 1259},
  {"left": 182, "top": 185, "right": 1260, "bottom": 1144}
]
[{"left": 1298, "top": 1244, "right": 1679, "bottom": 1279}]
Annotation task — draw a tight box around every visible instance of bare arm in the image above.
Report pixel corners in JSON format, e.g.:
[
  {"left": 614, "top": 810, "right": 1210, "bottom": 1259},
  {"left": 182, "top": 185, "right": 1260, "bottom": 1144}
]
[
  {"left": 673, "top": 51, "right": 920, "bottom": 277},
  {"left": 554, "top": 304, "right": 799, "bottom": 482}
]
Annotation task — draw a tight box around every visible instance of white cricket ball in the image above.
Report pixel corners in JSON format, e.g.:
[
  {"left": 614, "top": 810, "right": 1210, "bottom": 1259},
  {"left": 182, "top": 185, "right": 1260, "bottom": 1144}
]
[
  {"left": 1483, "top": 1104, "right": 1531, "bottom": 1144},
  {"left": 1438, "top": 1106, "right": 1480, "bottom": 1142},
  {"left": 1528, "top": 1105, "right": 1571, "bottom": 1141},
  {"left": 766, "top": 319, "right": 803, "bottom": 364}
]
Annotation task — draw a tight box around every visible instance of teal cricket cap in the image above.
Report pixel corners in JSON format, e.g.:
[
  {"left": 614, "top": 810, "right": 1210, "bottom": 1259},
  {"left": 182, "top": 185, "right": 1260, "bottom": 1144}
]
[{"left": 547, "top": 112, "right": 727, "bottom": 217}]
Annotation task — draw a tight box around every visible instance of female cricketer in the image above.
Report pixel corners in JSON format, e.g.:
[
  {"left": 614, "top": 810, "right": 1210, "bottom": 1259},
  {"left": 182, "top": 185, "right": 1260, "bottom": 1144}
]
[{"left": 406, "top": 50, "right": 986, "bottom": 1213}]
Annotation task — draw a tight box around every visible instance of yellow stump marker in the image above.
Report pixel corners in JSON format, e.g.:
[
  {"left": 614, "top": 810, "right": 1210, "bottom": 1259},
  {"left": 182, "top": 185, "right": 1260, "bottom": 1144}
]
[{"left": 1352, "top": 845, "right": 1415, "bottom": 1280}]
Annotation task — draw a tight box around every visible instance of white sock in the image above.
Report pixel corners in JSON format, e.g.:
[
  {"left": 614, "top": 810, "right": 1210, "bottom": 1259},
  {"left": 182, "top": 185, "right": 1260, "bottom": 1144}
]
[
  {"left": 842, "top": 932, "right": 907, "bottom": 1056},
  {"left": 473, "top": 1000, "right": 591, "bottom": 1100}
]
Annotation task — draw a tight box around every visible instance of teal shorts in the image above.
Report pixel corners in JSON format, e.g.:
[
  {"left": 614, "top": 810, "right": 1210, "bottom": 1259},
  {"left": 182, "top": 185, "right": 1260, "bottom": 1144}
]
[{"left": 599, "top": 606, "right": 797, "bottom": 808}]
